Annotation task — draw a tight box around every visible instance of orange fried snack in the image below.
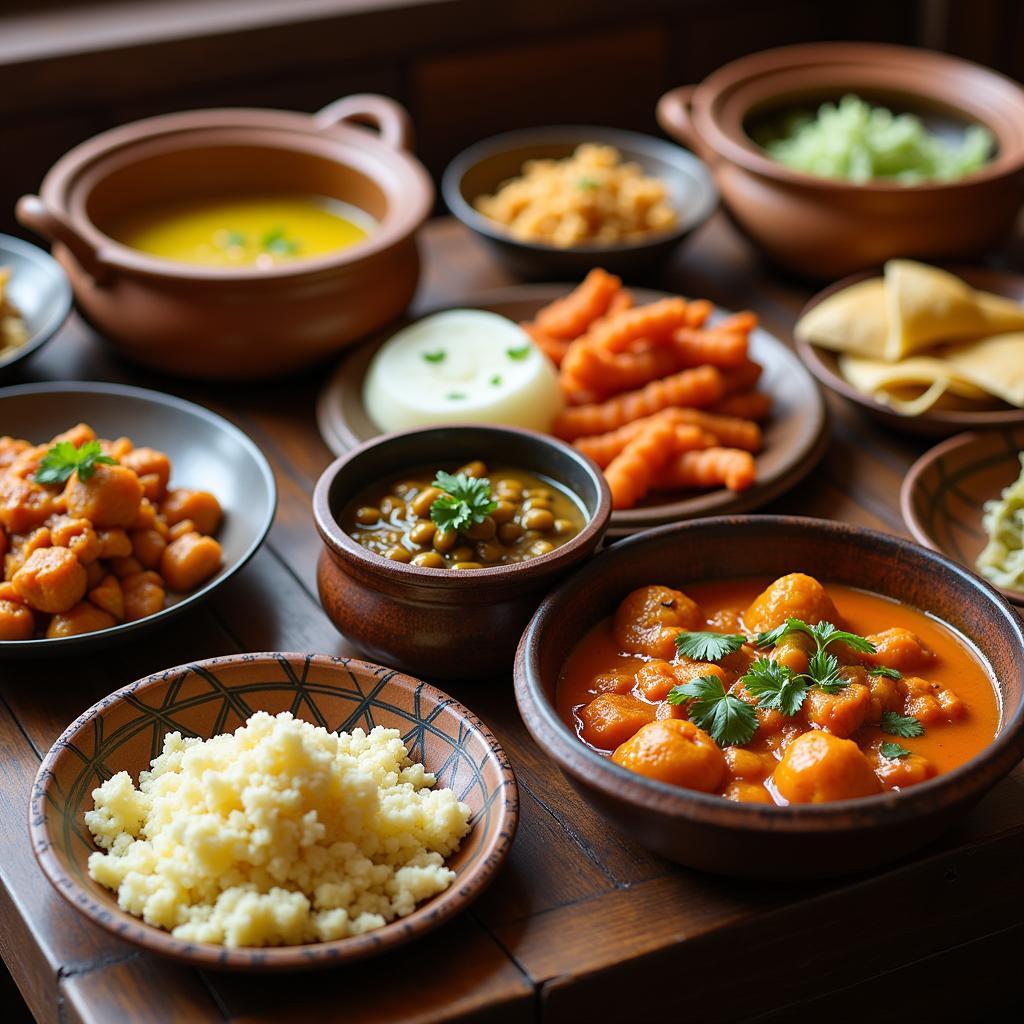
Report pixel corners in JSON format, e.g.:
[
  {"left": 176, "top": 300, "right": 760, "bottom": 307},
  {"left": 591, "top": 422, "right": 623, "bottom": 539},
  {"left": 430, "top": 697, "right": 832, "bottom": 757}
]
[
  {"left": 671, "top": 326, "right": 750, "bottom": 369},
  {"left": 660, "top": 448, "right": 756, "bottom": 492},
  {"left": 552, "top": 365, "right": 724, "bottom": 441},
  {"left": 721, "top": 359, "right": 763, "bottom": 395},
  {"left": 711, "top": 391, "right": 773, "bottom": 421},
  {"left": 575, "top": 421, "right": 713, "bottom": 469},
  {"left": 534, "top": 268, "right": 622, "bottom": 339},
  {"left": 561, "top": 338, "right": 678, "bottom": 396},
  {"left": 604, "top": 421, "right": 679, "bottom": 510},
  {"left": 583, "top": 297, "right": 689, "bottom": 354},
  {"left": 521, "top": 322, "right": 571, "bottom": 366}
]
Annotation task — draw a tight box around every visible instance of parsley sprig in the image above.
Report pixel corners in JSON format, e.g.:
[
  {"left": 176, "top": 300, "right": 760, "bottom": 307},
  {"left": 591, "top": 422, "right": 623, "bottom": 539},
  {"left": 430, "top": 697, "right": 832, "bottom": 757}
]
[
  {"left": 674, "top": 631, "right": 747, "bottom": 662},
  {"left": 666, "top": 675, "right": 758, "bottom": 747},
  {"left": 33, "top": 440, "right": 116, "bottom": 486},
  {"left": 429, "top": 471, "right": 498, "bottom": 533}
]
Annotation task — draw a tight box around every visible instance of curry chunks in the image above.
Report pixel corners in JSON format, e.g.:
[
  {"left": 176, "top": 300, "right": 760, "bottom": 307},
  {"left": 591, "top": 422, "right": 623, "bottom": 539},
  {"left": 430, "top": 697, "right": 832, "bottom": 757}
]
[
  {"left": 0, "top": 424, "right": 223, "bottom": 640},
  {"left": 575, "top": 573, "right": 966, "bottom": 805}
]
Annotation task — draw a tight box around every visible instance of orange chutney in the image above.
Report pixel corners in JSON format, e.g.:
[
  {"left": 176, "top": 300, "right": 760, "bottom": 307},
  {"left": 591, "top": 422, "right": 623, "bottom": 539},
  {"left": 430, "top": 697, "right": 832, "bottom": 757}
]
[{"left": 557, "top": 575, "right": 1001, "bottom": 805}]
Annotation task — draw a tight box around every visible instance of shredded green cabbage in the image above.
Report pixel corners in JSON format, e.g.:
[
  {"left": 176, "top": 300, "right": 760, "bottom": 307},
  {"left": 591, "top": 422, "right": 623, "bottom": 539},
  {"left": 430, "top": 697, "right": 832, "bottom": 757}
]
[
  {"left": 977, "top": 453, "right": 1024, "bottom": 590},
  {"left": 755, "top": 94, "right": 994, "bottom": 185}
]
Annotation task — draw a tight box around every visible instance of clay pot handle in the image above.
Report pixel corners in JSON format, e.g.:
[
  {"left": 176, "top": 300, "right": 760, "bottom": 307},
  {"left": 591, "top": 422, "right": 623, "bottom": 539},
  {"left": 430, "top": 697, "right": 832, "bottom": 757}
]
[
  {"left": 16, "top": 195, "right": 110, "bottom": 285},
  {"left": 657, "top": 85, "right": 713, "bottom": 164},
  {"left": 313, "top": 94, "right": 412, "bottom": 152}
]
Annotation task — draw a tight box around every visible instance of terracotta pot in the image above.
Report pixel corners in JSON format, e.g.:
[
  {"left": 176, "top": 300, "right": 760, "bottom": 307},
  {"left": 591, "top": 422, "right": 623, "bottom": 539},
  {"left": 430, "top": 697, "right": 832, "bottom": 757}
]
[
  {"left": 515, "top": 515, "right": 1024, "bottom": 877},
  {"left": 16, "top": 95, "right": 433, "bottom": 378},
  {"left": 657, "top": 43, "right": 1024, "bottom": 279},
  {"left": 313, "top": 425, "right": 611, "bottom": 680}
]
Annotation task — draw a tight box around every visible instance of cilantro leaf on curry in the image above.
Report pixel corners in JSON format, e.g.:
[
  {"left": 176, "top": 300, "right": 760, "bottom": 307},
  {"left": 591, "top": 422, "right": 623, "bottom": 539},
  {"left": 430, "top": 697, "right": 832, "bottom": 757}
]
[
  {"left": 673, "top": 631, "right": 746, "bottom": 662},
  {"left": 879, "top": 741, "right": 912, "bottom": 760},
  {"left": 33, "top": 440, "right": 116, "bottom": 486},
  {"left": 740, "top": 658, "right": 809, "bottom": 716},
  {"left": 880, "top": 710, "right": 925, "bottom": 738},
  {"left": 665, "top": 675, "right": 758, "bottom": 747},
  {"left": 429, "top": 471, "right": 498, "bottom": 533}
]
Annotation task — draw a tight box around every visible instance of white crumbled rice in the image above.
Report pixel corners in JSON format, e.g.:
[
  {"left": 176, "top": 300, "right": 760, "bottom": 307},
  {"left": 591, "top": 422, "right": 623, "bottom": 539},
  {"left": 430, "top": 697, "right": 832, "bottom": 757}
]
[{"left": 85, "top": 711, "right": 471, "bottom": 947}]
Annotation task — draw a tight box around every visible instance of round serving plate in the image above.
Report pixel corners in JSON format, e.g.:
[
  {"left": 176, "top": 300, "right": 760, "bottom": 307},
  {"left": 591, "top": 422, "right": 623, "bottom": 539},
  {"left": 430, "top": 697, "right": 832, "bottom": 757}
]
[
  {"left": 797, "top": 266, "right": 1024, "bottom": 438},
  {"left": 317, "top": 285, "right": 828, "bottom": 537}
]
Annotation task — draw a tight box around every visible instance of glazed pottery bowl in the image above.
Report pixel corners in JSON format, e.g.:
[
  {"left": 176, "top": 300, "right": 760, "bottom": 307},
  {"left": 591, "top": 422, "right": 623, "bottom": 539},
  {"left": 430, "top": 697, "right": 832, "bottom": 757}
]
[
  {"left": 902, "top": 427, "right": 1024, "bottom": 606},
  {"left": 657, "top": 43, "right": 1024, "bottom": 279},
  {"left": 0, "top": 382, "right": 276, "bottom": 656},
  {"left": 796, "top": 265, "right": 1024, "bottom": 437},
  {"left": 442, "top": 126, "right": 717, "bottom": 280},
  {"left": 515, "top": 515, "right": 1024, "bottom": 878},
  {"left": 313, "top": 424, "right": 611, "bottom": 680},
  {"left": 16, "top": 95, "right": 433, "bottom": 378},
  {"left": 0, "top": 233, "right": 72, "bottom": 376},
  {"left": 30, "top": 653, "right": 519, "bottom": 971}
]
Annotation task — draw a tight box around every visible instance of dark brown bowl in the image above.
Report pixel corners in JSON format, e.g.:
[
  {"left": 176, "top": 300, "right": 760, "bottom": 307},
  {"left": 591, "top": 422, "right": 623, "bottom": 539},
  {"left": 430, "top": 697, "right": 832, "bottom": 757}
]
[
  {"left": 31, "top": 653, "right": 518, "bottom": 970},
  {"left": 313, "top": 424, "right": 611, "bottom": 680},
  {"left": 441, "top": 126, "right": 717, "bottom": 281},
  {"left": 515, "top": 515, "right": 1024, "bottom": 878},
  {"left": 902, "top": 426, "right": 1024, "bottom": 606},
  {"left": 796, "top": 265, "right": 1024, "bottom": 437},
  {"left": 657, "top": 43, "right": 1024, "bottom": 278}
]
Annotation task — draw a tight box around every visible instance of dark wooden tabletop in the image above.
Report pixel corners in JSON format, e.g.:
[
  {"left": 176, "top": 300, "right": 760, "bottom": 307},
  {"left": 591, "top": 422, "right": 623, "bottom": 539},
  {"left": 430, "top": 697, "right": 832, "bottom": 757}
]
[{"left": 2, "top": 215, "right": 1022, "bottom": 1024}]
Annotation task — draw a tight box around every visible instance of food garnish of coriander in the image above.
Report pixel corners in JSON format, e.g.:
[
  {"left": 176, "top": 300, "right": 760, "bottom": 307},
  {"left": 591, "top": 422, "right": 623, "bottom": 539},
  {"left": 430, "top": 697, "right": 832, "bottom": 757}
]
[
  {"left": 33, "top": 440, "right": 117, "bottom": 485},
  {"left": 428, "top": 471, "right": 498, "bottom": 533},
  {"left": 667, "top": 618, "right": 890, "bottom": 747}
]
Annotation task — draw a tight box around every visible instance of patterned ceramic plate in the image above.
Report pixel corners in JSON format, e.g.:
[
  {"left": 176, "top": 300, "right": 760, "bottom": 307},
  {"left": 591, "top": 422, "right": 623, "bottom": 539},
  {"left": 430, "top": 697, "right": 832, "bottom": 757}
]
[
  {"left": 901, "top": 426, "right": 1024, "bottom": 606},
  {"left": 30, "top": 653, "right": 518, "bottom": 971}
]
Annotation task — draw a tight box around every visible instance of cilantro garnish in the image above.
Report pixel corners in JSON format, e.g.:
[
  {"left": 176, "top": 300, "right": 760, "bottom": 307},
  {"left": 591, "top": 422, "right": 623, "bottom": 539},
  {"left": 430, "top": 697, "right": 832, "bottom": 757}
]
[
  {"left": 506, "top": 345, "right": 531, "bottom": 361},
  {"left": 446, "top": 392, "right": 466, "bottom": 401},
  {"left": 879, "top": 741, "right": 912, "bottom": 760},
  {"left": 674, "top": 631, "right": 747, "bottom": 662},
  {"left": 261, "top": 227, "right": 300, "bottom": 256},
  {"left": 740, "top": 658, "right": 809, "bottom": 717},
  {"left": 33, "top": 440, "right": 116, "bottom": 486},
  {"left": 422, "top": 350, "right": 446, "bottom": 364},
  {"left": 868, "top": 665, "right": 902, "bottom": 680},
  {"left": 222, "top": 230, "right": 247, "bottom": 249},
  {"left": 665, "top": 675, "right": 758, "bottom": 747},
  {"left": 429, "top": 471, "right": 498, "bottom": 533},
  {"left": 880, "top": 710, "right": 925, "bottom": 738},
  {"left": 489, "top": 374, "right": 502, "bottom": 387},
  {"left": 756, "top": 618, "right": 877, "bottom": 655}
]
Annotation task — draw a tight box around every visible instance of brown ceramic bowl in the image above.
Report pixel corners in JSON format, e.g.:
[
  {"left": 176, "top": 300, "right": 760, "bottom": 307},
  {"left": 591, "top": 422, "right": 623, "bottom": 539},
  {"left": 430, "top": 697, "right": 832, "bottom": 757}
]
[
  {"left": 30, "top": 653, "right": 519, "bottom": 971},
  {"left": 515, "top": 515, "right": 1024, "bottom": 878},
  {"left": 902, "top": 427, "right": 1024, "bottom": 606},
  {"left": 313, "top": 425, "right": 611, "bottom": 680},
  {"left": 16, "top": 95, "right": 433, "bottom": 378},
  {"left": 657, "top": 43, "right": 1024, "bottom": 279},
  {"left": 796, "top": 265, "right": 1024, "bottom": 437},
  {"left": 442, "top": 126, "right": 717, "bottom": 280}
]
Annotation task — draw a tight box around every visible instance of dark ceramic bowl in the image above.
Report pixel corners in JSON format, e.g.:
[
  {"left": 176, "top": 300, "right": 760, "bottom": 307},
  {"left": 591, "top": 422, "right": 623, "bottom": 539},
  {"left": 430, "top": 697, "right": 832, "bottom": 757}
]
[
  {"left": 441, "top": 126, "right": 717, "bottom": 280},
  {"left": 31, "top": 653, "right": 519, "bottom": 971},
  {"left": 796, "top": 265, "right": 1024, "bottom": 438},
  {"left": 313, "top": 424, "right": 611, "bottom": 679},
  {"left": 515, "top": 515, "right": 1024, "bottom": 878},
  {"left": 0, "top": 382, "right": 276, "bottom": 656},
  {"left": 901, "top": 426, "right": 1024, "bottom": 606},
  {"left": 0, "top": 233, "right": 72, "bottom": 376}
]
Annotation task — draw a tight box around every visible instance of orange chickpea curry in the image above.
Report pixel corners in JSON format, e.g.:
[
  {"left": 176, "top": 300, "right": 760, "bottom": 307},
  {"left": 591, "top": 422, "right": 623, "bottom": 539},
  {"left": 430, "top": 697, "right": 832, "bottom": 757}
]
[
  {"left": 0, "top": 423, "right": 223, "bottom": 640},
  {"left": 558, "top": 573, "right": 1000, "bottom": 805},
  {"left": 344, "top": 460, "right": 585, "bottom": 570}
]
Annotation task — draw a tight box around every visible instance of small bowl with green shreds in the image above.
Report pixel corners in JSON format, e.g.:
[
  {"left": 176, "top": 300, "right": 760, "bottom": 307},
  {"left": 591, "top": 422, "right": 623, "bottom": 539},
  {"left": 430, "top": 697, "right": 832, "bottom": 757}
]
[{"left": 754, "top": 94, "right": 994, "bottom": 185}]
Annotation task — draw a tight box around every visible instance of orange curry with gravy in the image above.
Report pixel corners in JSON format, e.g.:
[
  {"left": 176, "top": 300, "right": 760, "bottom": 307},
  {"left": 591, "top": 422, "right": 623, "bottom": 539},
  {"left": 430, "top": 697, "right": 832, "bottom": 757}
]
[{"left": 557, "top": 574, "right": 1000, "bottom": 805}]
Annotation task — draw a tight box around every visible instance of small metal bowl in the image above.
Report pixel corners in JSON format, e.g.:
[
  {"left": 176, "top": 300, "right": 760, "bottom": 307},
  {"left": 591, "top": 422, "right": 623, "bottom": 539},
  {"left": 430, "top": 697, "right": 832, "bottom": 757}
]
[
  {"left": 0, "top": 233, "right": 72, "bottom": 376},
  {"left": 442, "top": 126, "right": 717, "bottom": 280}
]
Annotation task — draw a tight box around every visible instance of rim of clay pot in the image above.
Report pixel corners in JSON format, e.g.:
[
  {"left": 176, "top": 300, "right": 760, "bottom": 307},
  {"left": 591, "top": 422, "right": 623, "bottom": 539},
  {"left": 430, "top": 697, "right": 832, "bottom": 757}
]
[
  {"left": 313, "top": 423, "right": 612, "bottom": 590},
  {"left": 441, "top": 124, "right": 718, "bottom": 255},
  {"left": 688, "top": 42, "right": 1024, "bottom": 194},
  {"left": 515, "top": 515, "right": 1024, "bottom": 832},
  {"left": 22, "top": 102, "right": 434, "bottom": 283}
]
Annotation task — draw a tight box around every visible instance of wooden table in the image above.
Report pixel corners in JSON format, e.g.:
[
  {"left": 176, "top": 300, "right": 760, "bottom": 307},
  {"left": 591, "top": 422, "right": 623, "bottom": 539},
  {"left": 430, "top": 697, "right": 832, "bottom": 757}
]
[{"left": 2, "top": 215, "right": 1022, "bottom": 1024}]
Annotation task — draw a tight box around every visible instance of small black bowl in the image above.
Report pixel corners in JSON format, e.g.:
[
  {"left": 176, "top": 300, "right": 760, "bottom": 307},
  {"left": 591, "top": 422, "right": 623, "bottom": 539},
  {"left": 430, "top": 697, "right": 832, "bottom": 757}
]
[
  {"left": 442, "top": 126, "right": 717, "bottom": 281},
  {"left": 0, "top": 233, "right": 72, "bottom": 376}
]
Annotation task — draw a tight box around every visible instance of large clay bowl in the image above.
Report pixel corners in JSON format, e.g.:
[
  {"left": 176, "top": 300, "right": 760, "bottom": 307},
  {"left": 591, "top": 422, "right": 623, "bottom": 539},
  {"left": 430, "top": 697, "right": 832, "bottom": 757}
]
[
  {"left": 313, "top": 425, "right": 611, "bottom": 680},
  {"left": 796, "top": 266, "right": 1024, "bottom": 438},
  {"left": 442, "top": 126, "right": 717, "bottom": 280},
  {"left": 657, "top": 43, "right": 1024, "bottom": 279},
  {"left": 0, "top": 382, "right": 275, "bottom": 656},
  {"left": 30, "top": 653, "right": 519, "bottom": 970},
  {"left": 0, "top": 233, "right": 72, "bottom": 376},
  {"left": 902, "top": 427, "right": 1024, "bottom": 606},
  {"left": 515, "top": 515, "right": 1024, "bottom": 878},
  {"left": 16, "top": 95, "right": 433, "bottom": 378}
]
